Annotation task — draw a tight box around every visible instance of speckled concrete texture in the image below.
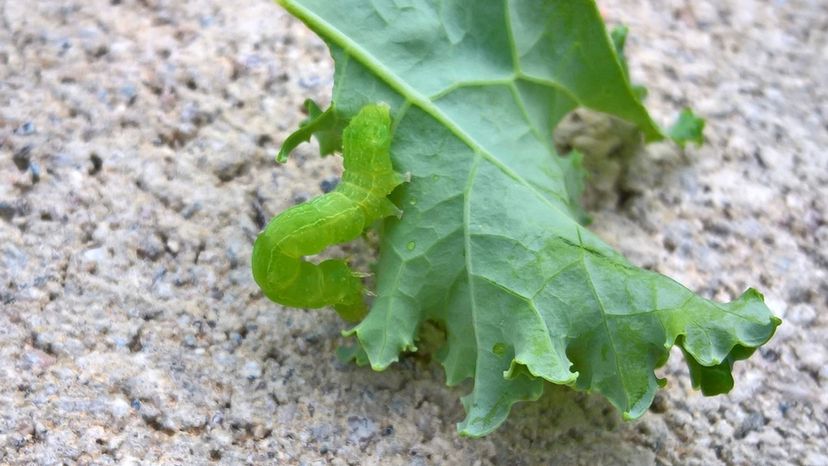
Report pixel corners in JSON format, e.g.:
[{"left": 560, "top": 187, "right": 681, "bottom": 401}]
[{"left": 1, "top": 0, "right": 826, "bottom": 465}]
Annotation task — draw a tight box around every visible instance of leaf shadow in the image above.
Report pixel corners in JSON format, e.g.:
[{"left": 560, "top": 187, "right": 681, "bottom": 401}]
[{"left": 482, "top": 383, "right": 655, "bottom": 465}]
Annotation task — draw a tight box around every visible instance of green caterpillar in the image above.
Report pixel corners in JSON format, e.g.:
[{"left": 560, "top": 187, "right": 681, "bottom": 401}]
[{"left": 252, "top": 104, "right": 406, "bottom": 322}]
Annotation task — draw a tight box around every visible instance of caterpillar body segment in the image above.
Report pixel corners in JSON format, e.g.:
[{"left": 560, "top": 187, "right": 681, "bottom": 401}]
[{"left": 252, "top": 104, "right": 404, "bottom": 322}]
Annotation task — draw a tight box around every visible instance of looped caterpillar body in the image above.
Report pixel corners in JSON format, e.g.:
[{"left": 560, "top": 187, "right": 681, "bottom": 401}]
[{"left": 252, "top": 104, "right": 406, "bottom": 322}]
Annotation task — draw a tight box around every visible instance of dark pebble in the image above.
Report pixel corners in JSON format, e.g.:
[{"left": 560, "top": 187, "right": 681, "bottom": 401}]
[
  {"left": 292, "top": 192, "right": 310, "bottom": 204},
  {"left": 0, "top": 202, "right": 16, "bottom": 221},
  {"left": 650, "top": 393, "right": 670, "bottom": 413},
  {"left": 760, "top": 347, "right": 780, "bottom": 362},
  {"left": 181, "top": 202, "right": 202, "bottom": 219},
  {"left": 256, "top": 134, "right": 273, "bottom": 147},
  {"left": 319, "top": 176, "right": 339, "bottom": 193},
  {"left": 735, "top": 412, "right": 766, "bottom": 439},
  {"left": 13, "top": 145, "right": 32, "bottom": 171},
  {"left": 89, "top": 153, "right": 103, "bottom": 175},
  {"left": 788, "top": 286, "right": 813, "bottom": 304},
  {"left": 15, "top": 122, "right": 35, "bottom": 135},
  {"left": 30, "top": 163, "right": 41, "bottom": 183},
  {"left": 137, "top": 236, "right": 165, "bottom": 261}
]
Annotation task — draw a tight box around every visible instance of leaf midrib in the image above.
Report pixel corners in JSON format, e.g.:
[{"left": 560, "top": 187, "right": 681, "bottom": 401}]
[{"left": 279, "top": 0, "right": 577, "bottom": 222}]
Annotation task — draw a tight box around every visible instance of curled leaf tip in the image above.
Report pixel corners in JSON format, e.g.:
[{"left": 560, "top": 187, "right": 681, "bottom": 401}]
[{"left": 668, "top": 108, "right": 706, "bottom": 148}]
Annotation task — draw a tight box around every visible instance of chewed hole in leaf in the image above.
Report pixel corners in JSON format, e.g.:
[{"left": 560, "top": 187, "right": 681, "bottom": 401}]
[{"left": 492, "top": 342, "right": 508, "bottom": 356}]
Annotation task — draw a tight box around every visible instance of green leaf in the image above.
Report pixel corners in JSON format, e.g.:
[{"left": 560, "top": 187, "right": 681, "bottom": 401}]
[
  {"left": 668, "top": 108, "right": 706, "bottom": 148},
  {"left": 609, "top": 26, "right": 702, "bottom": 146},
  {"left": 273, "top": 0, "right": 780, "bottom": 437},
  {"left": 336, "top": 343, "right": 371, "bottom": 367},
  {"left": 610, "top": 25, "right": 632, "bottom": 79},
  {"left": 276, "top": 99, "right": 346, "bottom": 162},
  {"left": 610, "top": 25, "right": 648, "bottom": 101}
]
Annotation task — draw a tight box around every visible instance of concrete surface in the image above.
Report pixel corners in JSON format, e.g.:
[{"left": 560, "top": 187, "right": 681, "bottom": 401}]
[{"left": 1, "top": 0, "right": 826, "bottom": 464}]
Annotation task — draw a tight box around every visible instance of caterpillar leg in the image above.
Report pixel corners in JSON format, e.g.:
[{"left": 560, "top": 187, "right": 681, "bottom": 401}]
[
  {"left": 319, "top": 259, "right": 366, "bottom": 322},
  {"left": 379, "top": 198, "right": 403, "bottom": 218}
]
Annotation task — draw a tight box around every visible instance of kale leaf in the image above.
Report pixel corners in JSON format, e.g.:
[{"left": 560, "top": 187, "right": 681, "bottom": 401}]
[{"left": 267, "top": 0, "right": 779, "bottom": 436}]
